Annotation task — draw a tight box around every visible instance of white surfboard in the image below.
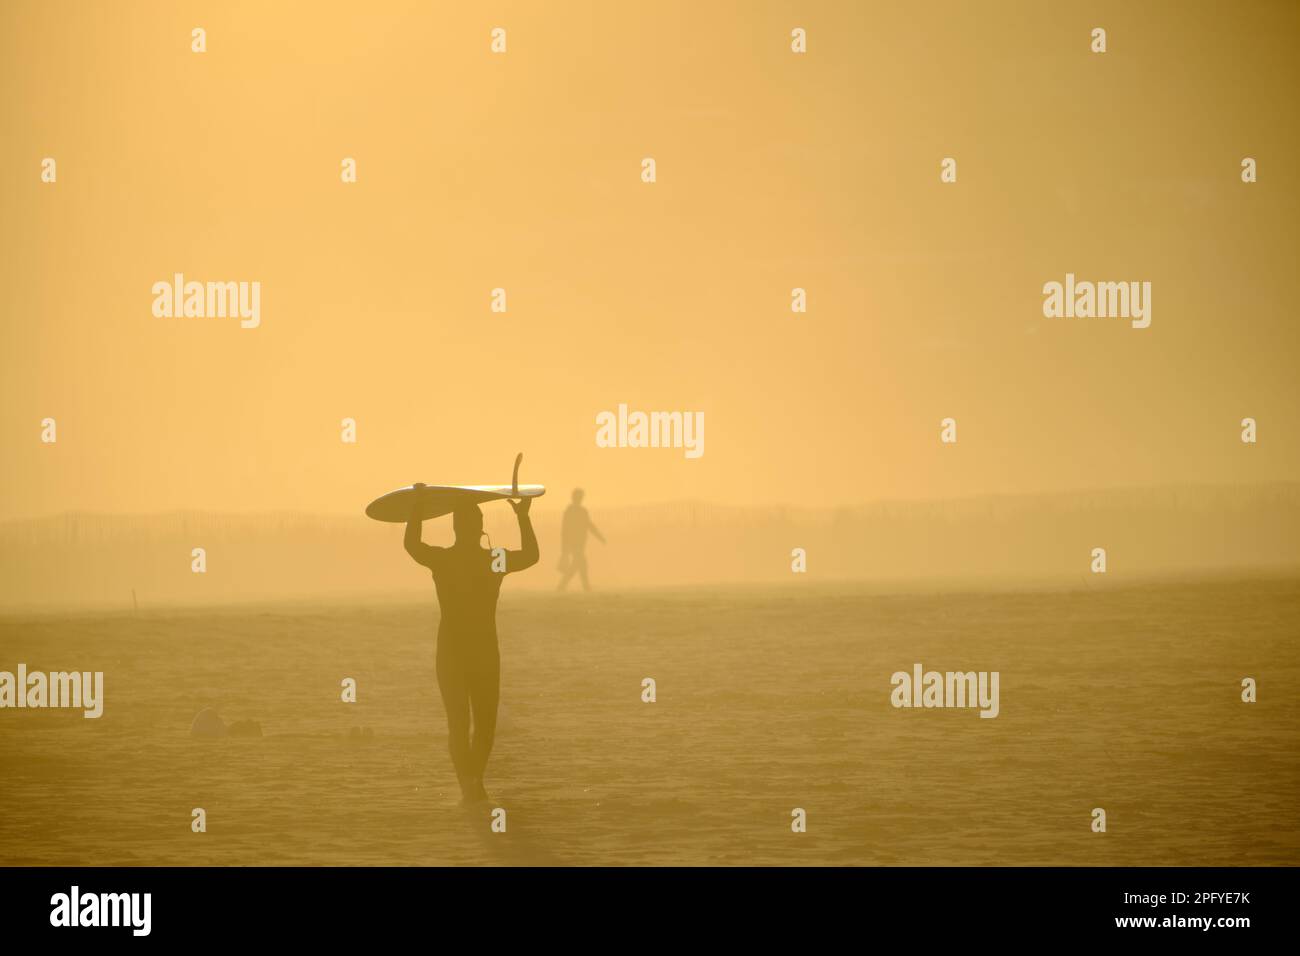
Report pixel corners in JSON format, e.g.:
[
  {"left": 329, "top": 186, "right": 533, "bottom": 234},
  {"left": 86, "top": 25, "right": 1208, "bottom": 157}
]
[{"left": 365, "top": 453, "right": 545, "bottom": 523}]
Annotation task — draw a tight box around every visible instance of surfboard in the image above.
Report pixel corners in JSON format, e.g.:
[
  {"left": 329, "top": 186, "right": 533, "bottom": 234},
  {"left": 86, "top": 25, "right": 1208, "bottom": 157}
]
[{"left": 365, "top": 453, "right": 545, "bottom": 523}]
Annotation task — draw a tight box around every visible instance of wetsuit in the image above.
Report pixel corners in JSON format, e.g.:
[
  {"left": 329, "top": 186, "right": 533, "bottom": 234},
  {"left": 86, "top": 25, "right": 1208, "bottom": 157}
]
[{"left": 405, "top": 503, "right": 537, "bottom": 798}]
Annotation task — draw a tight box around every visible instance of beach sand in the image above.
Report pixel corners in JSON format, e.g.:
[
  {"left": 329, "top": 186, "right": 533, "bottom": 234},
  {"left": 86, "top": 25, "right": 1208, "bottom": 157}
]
[{"left": 1, "top": 577, "right": 1296, "bottom": 866}]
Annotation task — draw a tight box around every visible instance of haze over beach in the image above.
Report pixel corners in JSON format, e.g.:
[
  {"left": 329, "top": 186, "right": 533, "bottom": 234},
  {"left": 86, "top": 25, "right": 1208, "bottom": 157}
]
[
  {"left": 1, "top": 482, "right": 1298, "bottom": 609},
  {"left": 3, "top": 2, "right": 1298, "bottom": 527}
]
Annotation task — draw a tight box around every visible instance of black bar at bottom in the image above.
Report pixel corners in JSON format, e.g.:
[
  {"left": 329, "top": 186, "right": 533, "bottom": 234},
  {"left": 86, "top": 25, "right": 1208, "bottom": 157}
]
[{"left": 0, "top": 866, "right": 1290, "bottom": 942}]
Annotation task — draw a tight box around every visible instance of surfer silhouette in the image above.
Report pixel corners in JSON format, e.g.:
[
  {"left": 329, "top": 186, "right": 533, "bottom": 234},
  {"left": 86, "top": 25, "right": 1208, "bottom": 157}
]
[
  {"left": 404, "top": 485, "right": 538, "bottom": 804},
  {"left": 557, "top": 488, "right": 604, "bottom": 592}
]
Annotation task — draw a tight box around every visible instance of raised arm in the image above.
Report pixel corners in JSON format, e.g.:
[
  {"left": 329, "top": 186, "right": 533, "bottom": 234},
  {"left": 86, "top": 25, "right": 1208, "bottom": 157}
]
[
  {"left": 505, "top": 496, "right": 539, "bottom": 572},
  {"left": 403, "top": 484, "right": 442, "bottom": 568}
]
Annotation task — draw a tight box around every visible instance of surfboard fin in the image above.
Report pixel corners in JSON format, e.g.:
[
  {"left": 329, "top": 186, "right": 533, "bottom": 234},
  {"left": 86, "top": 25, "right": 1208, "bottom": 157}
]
[{"left": 511, "top": 453, "right": 522, "bottom": 498}]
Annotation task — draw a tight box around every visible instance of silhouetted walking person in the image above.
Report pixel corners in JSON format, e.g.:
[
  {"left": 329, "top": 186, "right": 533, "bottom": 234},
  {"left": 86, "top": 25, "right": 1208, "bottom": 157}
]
[
  {"left": 557, "top": 488, "right": 604, "bottom": 591},
  {"left": 404, "top": 485, "right": 538, "bottom": 804}
]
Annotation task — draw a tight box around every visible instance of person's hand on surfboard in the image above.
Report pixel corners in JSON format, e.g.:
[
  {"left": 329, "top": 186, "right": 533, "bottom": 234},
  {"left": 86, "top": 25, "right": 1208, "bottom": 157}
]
[
  {"left": 406, "top": 483, "right": 427, "bottom": 520},
  {"left": 509, "top": 495, "right": 532, "bottom": 516}
]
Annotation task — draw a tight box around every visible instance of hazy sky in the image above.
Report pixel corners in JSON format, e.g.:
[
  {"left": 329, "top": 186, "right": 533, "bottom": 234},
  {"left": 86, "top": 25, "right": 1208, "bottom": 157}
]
[{"left": 2, "top": 0, "right": 1297, "bottom": 519}]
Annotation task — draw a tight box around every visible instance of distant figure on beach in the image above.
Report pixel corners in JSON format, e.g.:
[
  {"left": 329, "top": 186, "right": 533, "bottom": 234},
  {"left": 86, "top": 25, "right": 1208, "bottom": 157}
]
[
  {"left": 557, "top": 488, "right": 604, "bottom": 592},
  {"left": 403, "top": 485, "right": 538, "bottom": 805}
]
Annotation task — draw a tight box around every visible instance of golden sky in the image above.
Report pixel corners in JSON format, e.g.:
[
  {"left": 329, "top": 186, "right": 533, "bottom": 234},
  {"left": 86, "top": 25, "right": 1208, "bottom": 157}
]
[{"left": 2, "top": 0, "right": 1296, "bottom": 519}]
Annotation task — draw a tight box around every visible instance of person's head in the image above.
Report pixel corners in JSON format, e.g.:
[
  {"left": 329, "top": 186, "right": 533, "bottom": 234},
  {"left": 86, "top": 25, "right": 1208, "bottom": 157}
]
[
  {"left": 452, "top": 504, "right": 484, "bottom": 544},
  {"left": 571, "top": 488, "right": 585, "bottom": 505}
]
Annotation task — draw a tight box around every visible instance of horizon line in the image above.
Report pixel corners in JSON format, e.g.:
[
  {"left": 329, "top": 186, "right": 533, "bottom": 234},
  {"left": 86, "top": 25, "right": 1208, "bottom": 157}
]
[{"left": 3, "top": 478, "right": 1298, "bottom": 525}]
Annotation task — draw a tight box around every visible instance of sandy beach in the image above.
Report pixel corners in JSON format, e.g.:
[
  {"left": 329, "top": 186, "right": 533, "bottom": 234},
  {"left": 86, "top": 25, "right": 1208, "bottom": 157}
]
[{"left": 1, "top": 576, "right": 1296, "bottom": 866}]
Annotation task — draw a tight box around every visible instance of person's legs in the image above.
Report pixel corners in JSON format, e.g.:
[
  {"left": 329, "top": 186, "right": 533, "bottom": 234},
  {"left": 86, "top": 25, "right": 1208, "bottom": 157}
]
[
  {"left": 557, "top": 553, "right": 577, "bottom": 591},
  {"left": 436, "top": 651, "right": 475, "bottom": 800},
  {"left": 577, "top": 552, "right": 590, "bottom": 591},
  {"left": 466, "top": 651, "right": 501, "bottom": 798}
]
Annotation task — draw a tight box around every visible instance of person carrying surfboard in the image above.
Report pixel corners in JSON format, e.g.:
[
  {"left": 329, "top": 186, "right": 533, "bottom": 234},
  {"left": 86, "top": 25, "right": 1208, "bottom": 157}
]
[{"left": 402, "top": 484, "right": 539, "bottom": 805}]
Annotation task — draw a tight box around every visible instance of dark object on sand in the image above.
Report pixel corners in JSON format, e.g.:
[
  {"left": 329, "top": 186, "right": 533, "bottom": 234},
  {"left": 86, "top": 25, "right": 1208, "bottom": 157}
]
[
  {"left": 190, "top": 708, "right": 262, "bottom": 738},
  {"left": 190, "top": 707, "right": 227, "bottom": 738}
]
